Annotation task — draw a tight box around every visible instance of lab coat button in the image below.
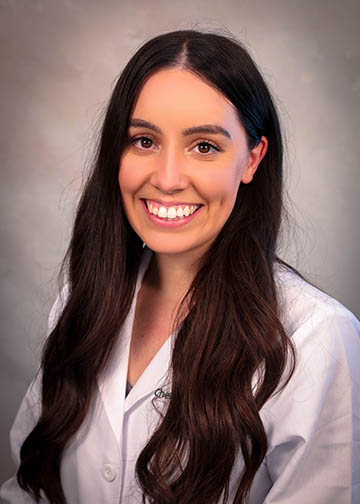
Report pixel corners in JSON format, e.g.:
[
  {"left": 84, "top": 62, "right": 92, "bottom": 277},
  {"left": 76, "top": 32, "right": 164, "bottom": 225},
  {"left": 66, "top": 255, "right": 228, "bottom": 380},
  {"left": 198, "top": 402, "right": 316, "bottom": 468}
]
[{"left": 103, "top": 464, "right": 116, "bottom": 482}]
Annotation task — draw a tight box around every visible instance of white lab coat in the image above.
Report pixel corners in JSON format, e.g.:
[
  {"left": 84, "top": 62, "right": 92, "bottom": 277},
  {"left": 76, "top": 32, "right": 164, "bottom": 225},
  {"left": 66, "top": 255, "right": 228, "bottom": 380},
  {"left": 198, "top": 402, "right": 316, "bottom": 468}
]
[{"left": 1, "top": 248, "right": 360, "bottom": 503}]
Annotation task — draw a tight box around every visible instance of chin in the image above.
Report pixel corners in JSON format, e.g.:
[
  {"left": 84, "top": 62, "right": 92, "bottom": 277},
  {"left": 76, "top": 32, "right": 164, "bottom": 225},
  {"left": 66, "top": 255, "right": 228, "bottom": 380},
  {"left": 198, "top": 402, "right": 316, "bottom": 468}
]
[
  {"left": 142, "top": 236, "right": 202, "bottom": 256},
  {"left": 144, "top": 234, "right": 217, "bottom": 261}
]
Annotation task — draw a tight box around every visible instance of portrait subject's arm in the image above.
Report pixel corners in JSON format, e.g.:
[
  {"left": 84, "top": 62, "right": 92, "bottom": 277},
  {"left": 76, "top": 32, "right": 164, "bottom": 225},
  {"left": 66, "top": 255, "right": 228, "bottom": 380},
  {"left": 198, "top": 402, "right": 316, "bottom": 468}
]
[
  {"left": 0, "top": 287, "right": 68, "bottom": 503},
  {"left": 262, "top": 310, "right": 360, "bottom": 503}
]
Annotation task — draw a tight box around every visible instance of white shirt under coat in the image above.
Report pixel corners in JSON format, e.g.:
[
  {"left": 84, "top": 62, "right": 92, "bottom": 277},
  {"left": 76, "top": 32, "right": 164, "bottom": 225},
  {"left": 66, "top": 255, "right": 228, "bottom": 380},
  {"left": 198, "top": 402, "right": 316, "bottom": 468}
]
[{"left": 1, "top": 249, "right": 360, "bottom": 503}]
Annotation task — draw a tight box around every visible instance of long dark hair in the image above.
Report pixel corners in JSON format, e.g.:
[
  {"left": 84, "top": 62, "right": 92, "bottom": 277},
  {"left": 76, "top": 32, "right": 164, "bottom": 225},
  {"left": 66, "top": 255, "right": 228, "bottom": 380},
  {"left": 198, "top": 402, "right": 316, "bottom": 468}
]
[{"left": 17, "top": 29, "right": 296, "bottom": 503}]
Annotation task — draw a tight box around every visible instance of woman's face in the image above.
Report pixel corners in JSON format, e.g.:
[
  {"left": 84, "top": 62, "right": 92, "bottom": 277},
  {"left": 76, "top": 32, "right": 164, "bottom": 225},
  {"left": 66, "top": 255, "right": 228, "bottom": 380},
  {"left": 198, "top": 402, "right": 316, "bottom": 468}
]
[{"left": 119, "top": 68, "right": 267, "bottom": 260}]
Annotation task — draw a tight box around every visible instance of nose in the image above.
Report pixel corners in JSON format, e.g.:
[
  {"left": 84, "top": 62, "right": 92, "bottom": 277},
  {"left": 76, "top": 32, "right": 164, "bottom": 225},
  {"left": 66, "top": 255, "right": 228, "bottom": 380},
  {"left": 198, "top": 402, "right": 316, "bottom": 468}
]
[{"left": 150, "top": 147, "right": 188, "bottom": 194}]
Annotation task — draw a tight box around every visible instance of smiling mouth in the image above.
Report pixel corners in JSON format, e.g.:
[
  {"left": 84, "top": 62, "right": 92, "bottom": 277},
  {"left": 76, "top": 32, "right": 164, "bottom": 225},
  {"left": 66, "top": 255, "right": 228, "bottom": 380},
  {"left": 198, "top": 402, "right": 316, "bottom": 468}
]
[{"left": 143, "top": 199, "right": 202, "bottom": 220}]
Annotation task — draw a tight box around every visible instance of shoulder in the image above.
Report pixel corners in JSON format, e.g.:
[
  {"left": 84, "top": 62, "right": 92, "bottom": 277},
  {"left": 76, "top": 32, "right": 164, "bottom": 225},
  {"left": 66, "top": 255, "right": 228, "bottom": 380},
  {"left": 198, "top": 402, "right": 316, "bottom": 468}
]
[
  {"left": 259, "top": 266, "right": 360, "bottom": 502},
  {"left": 272, "top": 263, "right": 360, "bottom": 400},
  {"left": 274, "top": 263, "right": 359, "bottom": 346}
]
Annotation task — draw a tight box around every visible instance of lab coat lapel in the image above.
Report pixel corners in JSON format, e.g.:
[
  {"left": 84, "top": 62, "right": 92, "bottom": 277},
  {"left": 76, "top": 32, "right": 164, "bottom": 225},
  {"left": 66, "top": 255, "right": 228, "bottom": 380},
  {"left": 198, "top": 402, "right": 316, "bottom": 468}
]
[
  {"left": 97, "top": 248, "right": 152, "bottom": 444},
  {"left": 124, "top": 332, "right": 173, "bottom": 413}
]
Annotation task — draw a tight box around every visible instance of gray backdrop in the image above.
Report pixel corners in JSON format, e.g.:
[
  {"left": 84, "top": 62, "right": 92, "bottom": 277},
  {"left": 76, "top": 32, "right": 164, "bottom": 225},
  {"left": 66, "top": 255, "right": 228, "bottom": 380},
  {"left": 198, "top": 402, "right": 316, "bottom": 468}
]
[{"left": 1, "top": 0, "right": 359, "bottom": 483}]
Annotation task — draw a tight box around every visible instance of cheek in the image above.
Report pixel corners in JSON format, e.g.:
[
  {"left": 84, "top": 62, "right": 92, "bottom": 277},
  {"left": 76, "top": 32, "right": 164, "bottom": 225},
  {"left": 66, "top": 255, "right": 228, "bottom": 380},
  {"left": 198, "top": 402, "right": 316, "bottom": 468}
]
[
  {"left": 203, "top": 163, "right": 244, "bottom": 207},
  {"left": 118, "top": 158, "right": 137, "bottom": 197},
  {"left": 119, "top": 152, "right": 153, "bottom": 197},
  {"left": 118, "top": 161, "right": 141, "bottom": 231}
]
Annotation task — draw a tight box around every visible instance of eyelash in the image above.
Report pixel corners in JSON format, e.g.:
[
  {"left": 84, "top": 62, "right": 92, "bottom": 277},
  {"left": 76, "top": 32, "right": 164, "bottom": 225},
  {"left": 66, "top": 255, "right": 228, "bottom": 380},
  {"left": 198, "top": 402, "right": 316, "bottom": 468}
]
[{"left": 130, "top": 135, "right": 221, "bottom": 154}]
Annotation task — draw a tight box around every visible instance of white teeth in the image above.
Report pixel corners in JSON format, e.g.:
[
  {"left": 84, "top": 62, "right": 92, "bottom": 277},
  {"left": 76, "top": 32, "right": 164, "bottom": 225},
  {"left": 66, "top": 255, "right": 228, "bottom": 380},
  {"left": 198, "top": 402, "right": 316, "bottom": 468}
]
[
  {"left": 167, "top": 207, "right": 177, "bottom": 219},
  {"left": 146, "top": 201, "right": 200, "bottom": 220},
  {"left": 158, "top": 206, "right": 167, "bottom": 218}
]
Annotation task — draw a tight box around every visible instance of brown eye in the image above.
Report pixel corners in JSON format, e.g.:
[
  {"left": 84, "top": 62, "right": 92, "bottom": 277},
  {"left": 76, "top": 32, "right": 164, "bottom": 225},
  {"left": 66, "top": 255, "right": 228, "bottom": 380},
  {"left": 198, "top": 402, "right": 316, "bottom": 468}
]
[
  {"left": 139, "top": 137, "right": 153, "bottom": 148},
  {"left": 194, "top": 141, "right": 220, "bottom": 155},
  {"left": 198, "top": 142, "right": 211, "bottom": 153},
  {"left": 132, "top": 136, "right": 154, "bottom": 149}
]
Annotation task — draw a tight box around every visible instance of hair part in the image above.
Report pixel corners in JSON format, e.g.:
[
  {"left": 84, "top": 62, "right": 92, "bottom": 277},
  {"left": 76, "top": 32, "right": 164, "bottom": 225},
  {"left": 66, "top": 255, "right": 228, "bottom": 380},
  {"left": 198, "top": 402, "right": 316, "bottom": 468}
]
[{"left": 18, "top": 29, "right": 295, "bottom": 504}]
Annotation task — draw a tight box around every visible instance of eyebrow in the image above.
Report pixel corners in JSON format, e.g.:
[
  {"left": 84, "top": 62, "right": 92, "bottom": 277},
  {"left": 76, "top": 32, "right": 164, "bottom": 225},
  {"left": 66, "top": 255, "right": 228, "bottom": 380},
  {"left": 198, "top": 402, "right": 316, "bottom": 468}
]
[{"left": 129, "top": 118, "right": 232, "bottom": 140}]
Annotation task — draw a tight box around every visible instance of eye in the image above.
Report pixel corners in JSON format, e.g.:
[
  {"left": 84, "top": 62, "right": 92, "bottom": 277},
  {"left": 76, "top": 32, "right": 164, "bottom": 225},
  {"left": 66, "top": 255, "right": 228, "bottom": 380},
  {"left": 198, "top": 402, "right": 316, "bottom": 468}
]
[
  {"left": 131, "top": 135, "right": 156, "bottom": 150},
  {"left": 193, "top": 141, "right": 221, "bottom": 155}
]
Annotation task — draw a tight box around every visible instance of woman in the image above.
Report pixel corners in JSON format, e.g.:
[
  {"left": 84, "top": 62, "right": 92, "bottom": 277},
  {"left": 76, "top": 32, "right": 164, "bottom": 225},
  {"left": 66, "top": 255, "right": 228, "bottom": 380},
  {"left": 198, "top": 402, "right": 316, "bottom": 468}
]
[{"left": 1, "top": 29, "right": 359, "bottom": 504}]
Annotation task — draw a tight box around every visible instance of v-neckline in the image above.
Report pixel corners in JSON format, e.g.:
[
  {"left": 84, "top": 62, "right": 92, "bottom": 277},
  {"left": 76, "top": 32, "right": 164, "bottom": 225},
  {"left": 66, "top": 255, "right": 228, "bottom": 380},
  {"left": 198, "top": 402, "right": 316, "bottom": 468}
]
[
  {"left": 126, "top": 273, "right": 177, "bottom": 390},
  {"left": 97, "top": 247, "right": 173, "bottom": 442}
]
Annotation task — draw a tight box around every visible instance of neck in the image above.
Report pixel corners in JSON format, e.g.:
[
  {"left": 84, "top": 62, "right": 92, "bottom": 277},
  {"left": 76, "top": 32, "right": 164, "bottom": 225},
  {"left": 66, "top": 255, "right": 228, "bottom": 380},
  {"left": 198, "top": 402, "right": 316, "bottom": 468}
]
[{"left": 144, "top": 250, "right": 201, "bottom": 302}]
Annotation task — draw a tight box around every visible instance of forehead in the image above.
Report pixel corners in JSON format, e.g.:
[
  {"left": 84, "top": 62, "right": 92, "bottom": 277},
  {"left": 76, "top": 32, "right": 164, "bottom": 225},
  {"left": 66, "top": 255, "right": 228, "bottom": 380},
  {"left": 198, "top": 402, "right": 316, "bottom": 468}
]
[{"left": 130, "top": 68, "right": 242, "bottom": 131}]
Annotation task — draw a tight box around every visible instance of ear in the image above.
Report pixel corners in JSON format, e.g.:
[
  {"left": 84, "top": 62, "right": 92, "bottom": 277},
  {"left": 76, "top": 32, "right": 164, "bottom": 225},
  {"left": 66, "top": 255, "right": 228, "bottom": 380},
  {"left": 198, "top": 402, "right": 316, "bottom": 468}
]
[{"left": 241, "top": 136, "right": 268, "bottom": 184}]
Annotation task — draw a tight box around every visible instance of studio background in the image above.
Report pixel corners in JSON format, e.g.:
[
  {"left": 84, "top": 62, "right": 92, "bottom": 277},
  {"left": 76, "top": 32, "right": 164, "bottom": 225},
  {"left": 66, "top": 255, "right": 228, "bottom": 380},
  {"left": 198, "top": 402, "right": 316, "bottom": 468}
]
[{"left": 1, "top": 0, "right": 359, "bottom": 483}]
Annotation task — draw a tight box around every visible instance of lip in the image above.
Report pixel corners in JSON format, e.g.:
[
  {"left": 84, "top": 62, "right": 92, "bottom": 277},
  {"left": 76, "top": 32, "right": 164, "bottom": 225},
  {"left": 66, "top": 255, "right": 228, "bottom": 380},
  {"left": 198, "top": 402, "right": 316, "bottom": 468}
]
[
  {"left": 140, "top": 199, "right": 203, "bottom": 228},
  {"left": 142, "top": 198, "right": 202, "bottom": 208}
]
